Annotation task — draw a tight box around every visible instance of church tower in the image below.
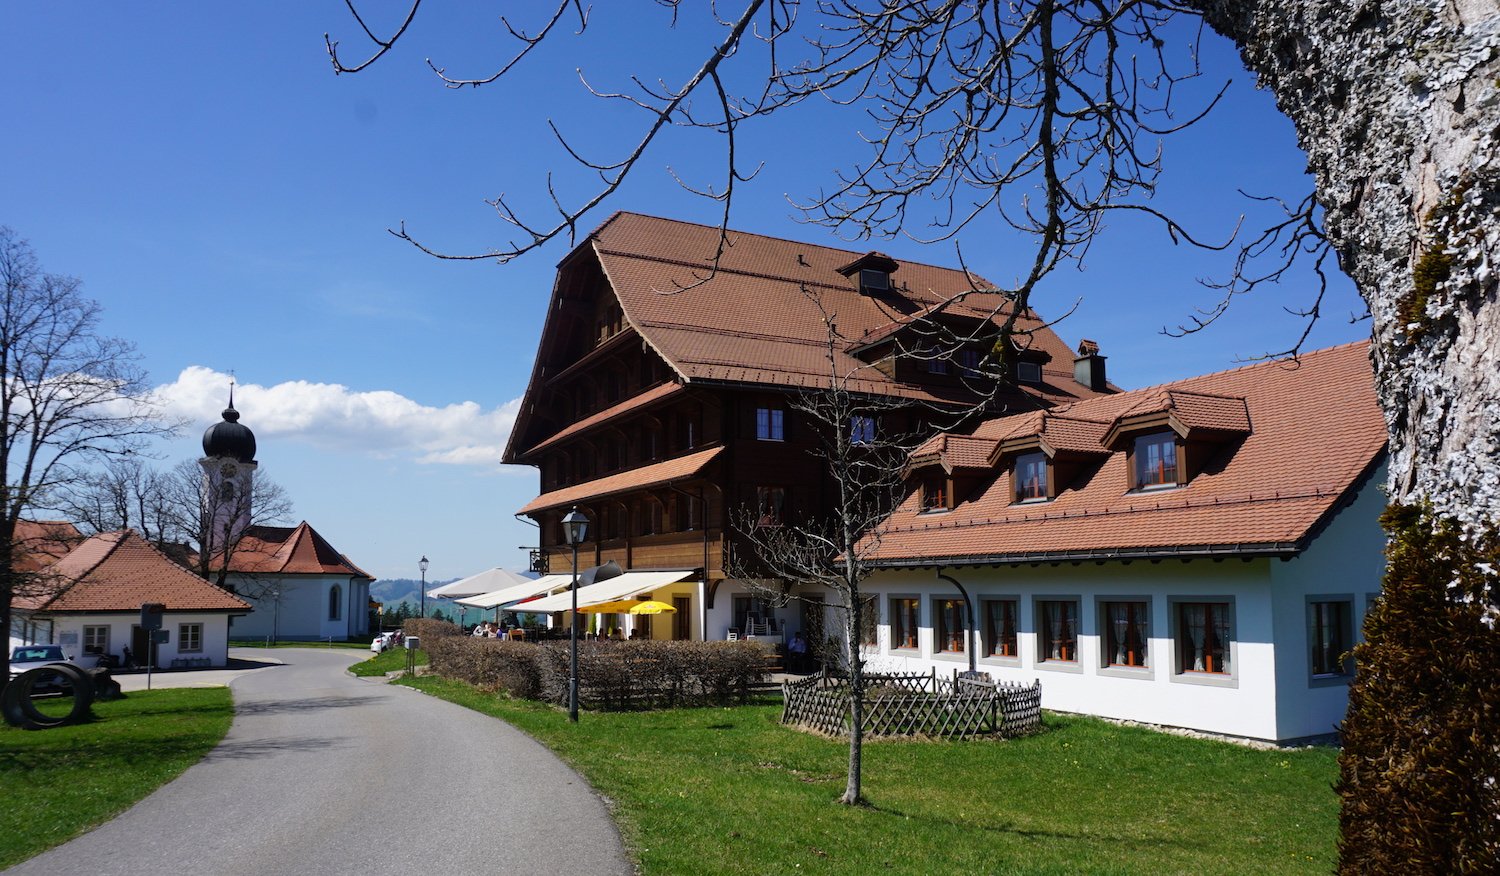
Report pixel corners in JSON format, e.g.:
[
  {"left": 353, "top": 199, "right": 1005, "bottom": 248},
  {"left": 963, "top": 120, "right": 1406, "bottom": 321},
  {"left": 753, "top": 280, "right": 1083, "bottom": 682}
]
[{"left": 200, "top": 387, "right": 258, "bottom": 558}]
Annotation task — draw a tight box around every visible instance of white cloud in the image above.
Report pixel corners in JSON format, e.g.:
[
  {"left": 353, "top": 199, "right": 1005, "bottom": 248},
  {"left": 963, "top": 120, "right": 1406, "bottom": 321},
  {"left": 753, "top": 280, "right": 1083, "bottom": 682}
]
[{"left": 153, "top": 366, "right": 520, "bottom": 467}]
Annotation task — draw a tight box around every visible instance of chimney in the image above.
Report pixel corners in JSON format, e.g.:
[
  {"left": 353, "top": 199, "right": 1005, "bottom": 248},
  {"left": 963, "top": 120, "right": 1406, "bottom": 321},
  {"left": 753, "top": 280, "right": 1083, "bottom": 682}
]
[{"left": 1073, "top": 339, "right": 1107, "bottom": 391}]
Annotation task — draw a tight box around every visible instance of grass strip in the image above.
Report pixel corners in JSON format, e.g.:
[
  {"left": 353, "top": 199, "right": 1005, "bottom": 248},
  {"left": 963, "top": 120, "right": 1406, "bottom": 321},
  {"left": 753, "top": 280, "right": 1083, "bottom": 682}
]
[
  {"left": 403, "top": 675, "right": 1338, "bottom": 876},
  {"left": 0, "top": 687, "right": 234, "bottom": 869},
  {"left": 348, "top": 647, "right": 427, "bottom": 677}
]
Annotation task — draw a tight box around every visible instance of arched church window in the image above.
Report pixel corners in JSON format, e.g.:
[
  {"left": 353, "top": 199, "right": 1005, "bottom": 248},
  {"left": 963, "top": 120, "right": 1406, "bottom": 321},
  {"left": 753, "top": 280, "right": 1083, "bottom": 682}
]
[{"left": 329, "top": 584, "right": 342, "bottom": 621}]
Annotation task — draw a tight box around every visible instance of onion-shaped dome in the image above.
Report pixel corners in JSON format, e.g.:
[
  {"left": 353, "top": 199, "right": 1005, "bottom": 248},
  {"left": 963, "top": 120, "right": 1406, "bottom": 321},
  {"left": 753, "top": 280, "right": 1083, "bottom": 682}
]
[{"left": 202, "top": 398, "right": 256, "bottom": 463}]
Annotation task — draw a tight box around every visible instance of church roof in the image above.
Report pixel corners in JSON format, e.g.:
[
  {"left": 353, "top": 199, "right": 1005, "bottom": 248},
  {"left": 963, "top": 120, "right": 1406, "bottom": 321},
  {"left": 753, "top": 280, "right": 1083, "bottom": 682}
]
[
  {"left": 202, "top": 389, "right": 256, "bottom": 462},
  {"left": 222, "top": 521, "right": 374, "bottom": 579}
]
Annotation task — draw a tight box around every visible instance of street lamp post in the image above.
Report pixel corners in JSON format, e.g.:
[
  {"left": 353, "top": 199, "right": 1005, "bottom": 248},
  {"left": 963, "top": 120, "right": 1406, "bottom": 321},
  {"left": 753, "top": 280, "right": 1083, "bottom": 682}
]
[
  {"left": 562, "top": 507, "right": 589, "bottom": 722},
  {"left": 419, "top": 555, "right": 430, "bottom": 619}
]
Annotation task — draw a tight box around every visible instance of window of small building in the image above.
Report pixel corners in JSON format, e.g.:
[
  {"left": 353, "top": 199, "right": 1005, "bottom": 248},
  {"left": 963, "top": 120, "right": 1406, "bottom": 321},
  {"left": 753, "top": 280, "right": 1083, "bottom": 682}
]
[
  {"left": 329, "top": 584, "right": 342, "bottom": 620},
  {"left": 1177, "top": 601, "right": 1233, "bottom": 675},
  {"left": 1309, "top": 599, "right": 1353, "bottom": 678},
  {"left": 1133, "top": 432, "right": 1179, "bottom": 489},
  {"left": 756, "top": 486, "right": 785, "bottom": 527},
  {"left": 756, "top": 406, "right": 785, "bottom": 441},
  {"left": 891, "top": 597, "right": 920, "bottom": 649},
  {"left": 1014, "top": 452, "right": 1048, "bottom": 502},
  {"left": 925, "top": 353, "right": 950, "bottom": 375},
  {"left": 958, "top": 349, "right": 982, "bottom": 377},
  {"left": 933, "top": 597, "right": 969, "bottom": 654},
  {"left": 1038, "top": 599, "right": 1078, "bottom": 663},
  {"left": 850, "top": 415, "right": 876, "bottom": 445},
  {"left": 983, "top": 599, "right": 1018, "bottom": 658},
  {"left": 1102, "top": 601, "right": 1149, "bottom": 668},
  {"left": 179, "top": 623, "right": 203, "bottom": 654},
  {"left": 83, "top": 624, "right": 110, "bottom": 656},
  {"left": 641, "top": 426, "right": 660, "bottom": 462}
]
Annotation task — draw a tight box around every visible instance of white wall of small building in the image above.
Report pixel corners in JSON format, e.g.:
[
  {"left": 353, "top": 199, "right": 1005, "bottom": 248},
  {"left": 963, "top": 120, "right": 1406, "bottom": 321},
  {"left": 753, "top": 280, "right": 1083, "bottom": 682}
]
[
  {"left": 23, "top": 611, "right": 235, "bottom": 668},
  {"left": 1268, "top": 465, "right": 1388, "bottom": 740},
  {"left": 228, "top": 575, "right": 370, "bottom": 641},
  {"left": 802, "top": 471, "right": 1391, "bottom": 744},
  {"left": 859, "top": 560, "right": 1288, "bottom": 740}
]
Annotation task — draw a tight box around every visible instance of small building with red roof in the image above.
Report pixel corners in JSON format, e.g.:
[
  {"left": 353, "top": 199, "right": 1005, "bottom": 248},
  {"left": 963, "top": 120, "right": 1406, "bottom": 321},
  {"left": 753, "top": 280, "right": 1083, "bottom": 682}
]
[
  {"left": 12, "top": 529, "right": 250, "bottom": 668},
  {"left": 855, "top": 341, "right": 1387, "bottom": 743},
  {"left": 214, "top": 521, "right": 375, "bottom": 642}
]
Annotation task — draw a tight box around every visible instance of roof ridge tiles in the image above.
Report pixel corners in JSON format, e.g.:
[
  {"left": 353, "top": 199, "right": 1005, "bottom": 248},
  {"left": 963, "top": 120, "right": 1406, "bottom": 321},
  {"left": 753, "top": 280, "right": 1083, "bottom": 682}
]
[{"left": 601, "top": 211, "right": 991, "bottom": 272}]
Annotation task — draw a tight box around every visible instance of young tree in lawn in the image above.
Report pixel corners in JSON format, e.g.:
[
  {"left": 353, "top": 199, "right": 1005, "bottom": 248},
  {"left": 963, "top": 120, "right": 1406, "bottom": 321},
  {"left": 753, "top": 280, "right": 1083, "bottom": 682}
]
[
  {"left": 0, "top": 227, "right": 175, "bottom": 681},
  {"left": 328, "top": 1, "right": 1499, "bottom": 857},
  {"left": 729, "top": 293, "right": 950, "bottom": 806}
]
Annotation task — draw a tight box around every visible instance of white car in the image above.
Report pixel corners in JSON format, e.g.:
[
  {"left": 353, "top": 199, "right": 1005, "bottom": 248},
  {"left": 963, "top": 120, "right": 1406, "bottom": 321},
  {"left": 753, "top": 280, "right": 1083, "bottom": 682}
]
[
  {"left": 9, "top": 644, "right": 87, "bottom": 678},
  {"left": 370, "top": 632, "right": 398, "bottom": 654},
  {"left": 9, "top": 644, "right": 92, "bottom": 692}
]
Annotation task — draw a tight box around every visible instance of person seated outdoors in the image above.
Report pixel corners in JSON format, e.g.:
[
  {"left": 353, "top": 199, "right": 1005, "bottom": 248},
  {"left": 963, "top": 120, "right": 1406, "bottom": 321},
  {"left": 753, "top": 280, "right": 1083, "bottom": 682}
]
[{"left": 628, "top": 628, "right": 643, "bottom": 640}]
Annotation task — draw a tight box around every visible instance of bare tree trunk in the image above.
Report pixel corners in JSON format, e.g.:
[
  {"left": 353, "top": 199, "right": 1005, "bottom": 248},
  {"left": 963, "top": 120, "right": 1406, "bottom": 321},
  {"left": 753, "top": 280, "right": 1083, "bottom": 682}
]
[
  {"left": 842, "top": 578, "right": 865, "bottom": 806},
  {"left": 1192, "top": 0, "right": 1500, "bottom": 526}
]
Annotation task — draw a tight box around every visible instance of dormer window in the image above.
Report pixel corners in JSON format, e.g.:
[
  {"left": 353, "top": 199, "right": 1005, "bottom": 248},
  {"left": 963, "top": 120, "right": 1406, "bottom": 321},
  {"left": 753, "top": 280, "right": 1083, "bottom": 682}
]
[
  {"left": 835, "top": 251, "right": 901, "bottom": 297},
  {"left": 1134, "top": 432, "right": 1179, "bottom": 489},
  {"left": 1014, "top": 452, "right": 1048, "bottom": 502},
  {"left": 958, "top": 349, "right": 982, "bottom": 377},
  {"left": 1016, "top": 361, "right": 1042, "bottom": 384},
  {"left": 859, "top": 268, "right": 890, "bottom": 293}
]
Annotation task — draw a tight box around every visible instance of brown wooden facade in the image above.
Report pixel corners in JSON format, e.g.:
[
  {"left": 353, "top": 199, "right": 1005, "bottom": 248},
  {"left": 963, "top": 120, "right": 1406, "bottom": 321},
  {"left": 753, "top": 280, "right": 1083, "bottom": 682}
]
[{"left": 503, "top": 213, "right": 1115, "bottom": 621}]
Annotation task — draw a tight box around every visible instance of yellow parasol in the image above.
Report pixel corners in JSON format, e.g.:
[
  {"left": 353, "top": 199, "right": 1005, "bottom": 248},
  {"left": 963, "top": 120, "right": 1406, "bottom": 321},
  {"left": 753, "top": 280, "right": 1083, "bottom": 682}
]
[
  {"left": 576, "top": 600, "right": 643, "bottom": 614},
  {"left": 575, "top": 599, "right": 679, "bottom": 614}
]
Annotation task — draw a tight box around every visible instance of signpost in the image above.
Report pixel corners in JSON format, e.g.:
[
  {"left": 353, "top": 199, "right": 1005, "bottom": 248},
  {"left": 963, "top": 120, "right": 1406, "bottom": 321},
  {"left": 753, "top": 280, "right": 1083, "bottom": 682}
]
[{"left": 140, "top": 603, "right": 165, "bottom": 690}]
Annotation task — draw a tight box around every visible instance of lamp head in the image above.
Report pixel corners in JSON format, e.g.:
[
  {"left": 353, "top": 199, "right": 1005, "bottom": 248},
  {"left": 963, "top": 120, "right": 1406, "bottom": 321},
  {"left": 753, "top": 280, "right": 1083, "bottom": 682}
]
[
  {"left": 562, "top": 507, "right": 589, "bottom": 545},
  {"left": 419, "top": 555, "right": 429, "bottom": 574}
]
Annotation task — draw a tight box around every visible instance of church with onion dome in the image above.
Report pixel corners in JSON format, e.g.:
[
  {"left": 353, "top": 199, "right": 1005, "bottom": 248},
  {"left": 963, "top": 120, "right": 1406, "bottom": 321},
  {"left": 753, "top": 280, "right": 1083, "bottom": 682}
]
[{"left": 200, "top": 392, "right": 375, "bottom": 643}]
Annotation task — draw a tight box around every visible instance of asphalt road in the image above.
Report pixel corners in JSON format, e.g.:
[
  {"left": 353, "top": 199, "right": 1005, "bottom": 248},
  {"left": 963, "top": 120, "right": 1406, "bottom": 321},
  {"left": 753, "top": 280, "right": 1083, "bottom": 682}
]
[{"left": 7, "top": 648, "right": 631, "bottom": 875}]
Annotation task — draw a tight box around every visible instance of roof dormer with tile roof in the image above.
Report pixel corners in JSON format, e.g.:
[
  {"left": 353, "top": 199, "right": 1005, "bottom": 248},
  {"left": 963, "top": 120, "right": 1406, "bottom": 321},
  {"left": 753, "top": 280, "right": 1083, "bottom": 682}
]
[{"left": 867, "top": 341, "right": 1384, "bottom": 565}]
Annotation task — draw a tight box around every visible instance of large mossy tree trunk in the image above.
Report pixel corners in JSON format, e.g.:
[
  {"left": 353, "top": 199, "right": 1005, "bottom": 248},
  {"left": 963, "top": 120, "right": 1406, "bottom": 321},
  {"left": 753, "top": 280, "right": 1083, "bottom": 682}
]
[{"left": 1191, "top": 2, "right": 1500, "bottom": 869}]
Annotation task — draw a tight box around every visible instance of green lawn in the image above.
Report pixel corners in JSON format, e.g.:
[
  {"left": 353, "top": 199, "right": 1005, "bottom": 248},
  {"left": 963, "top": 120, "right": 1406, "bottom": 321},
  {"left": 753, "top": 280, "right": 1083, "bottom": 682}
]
[
  {"left": 403, "top": 676, "right": 1338, "bottom": 875},
  {"left": 0, "top": 687, "right": 234, "bottom": 869},
  {"left": 348, "top": 646, "right": 426, "bottom": 677}
]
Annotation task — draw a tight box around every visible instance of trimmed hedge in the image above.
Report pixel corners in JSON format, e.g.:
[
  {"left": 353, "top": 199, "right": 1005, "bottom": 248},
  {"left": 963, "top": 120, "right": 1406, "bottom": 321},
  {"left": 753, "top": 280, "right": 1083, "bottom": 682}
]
[
  {"left": 423, "top": 637, "right": 771, "bottom": 710},
  {"left": 1336, "top": 504, "right": 1500, "bottom": 872},
  {"left": 403, "top": 618, "right": 462, "bottom": 642}
]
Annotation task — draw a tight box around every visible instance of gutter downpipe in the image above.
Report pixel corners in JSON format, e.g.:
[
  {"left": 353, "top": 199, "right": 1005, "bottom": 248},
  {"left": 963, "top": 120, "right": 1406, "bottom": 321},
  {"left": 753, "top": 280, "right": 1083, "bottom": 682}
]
[{"left": 935, "top": 568, "right": 977, "bottom": 675}]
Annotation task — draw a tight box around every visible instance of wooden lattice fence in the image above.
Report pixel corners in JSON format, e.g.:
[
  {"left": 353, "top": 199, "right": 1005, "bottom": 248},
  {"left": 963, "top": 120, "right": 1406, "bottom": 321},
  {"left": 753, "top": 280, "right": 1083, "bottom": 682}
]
[{"left": 781, "top": 671, "right": 1042, "bottom": 739}]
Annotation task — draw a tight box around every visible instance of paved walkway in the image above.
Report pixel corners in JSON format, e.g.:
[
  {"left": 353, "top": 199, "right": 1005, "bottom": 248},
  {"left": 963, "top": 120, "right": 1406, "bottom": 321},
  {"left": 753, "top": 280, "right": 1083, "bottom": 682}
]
[{"left": 7, "top": 648, "right": 631, "bottom": 875}]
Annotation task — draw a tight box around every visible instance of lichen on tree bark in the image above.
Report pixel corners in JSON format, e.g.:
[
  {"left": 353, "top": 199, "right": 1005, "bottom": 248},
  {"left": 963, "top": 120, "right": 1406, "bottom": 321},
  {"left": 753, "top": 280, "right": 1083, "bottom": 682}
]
[{"left": 1192, "top": 0, "right": 1500, "bottom": 531}]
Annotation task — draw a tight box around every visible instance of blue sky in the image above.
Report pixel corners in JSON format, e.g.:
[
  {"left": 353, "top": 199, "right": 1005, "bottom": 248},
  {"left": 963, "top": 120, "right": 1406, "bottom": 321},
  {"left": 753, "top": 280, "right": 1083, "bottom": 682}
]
[{"left": 1, "top": 4, "right": 1368, "bottom": 582}]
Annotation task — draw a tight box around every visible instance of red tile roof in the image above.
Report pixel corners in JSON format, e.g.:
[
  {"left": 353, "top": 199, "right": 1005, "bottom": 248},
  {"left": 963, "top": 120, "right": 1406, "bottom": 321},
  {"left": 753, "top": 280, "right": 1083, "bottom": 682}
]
[
  {"left": 518, "top": 446, "right": 723, "bottom": 515},
  {"left": 863, "top": 342, "right": 1385, "bottom": 564},
  {"left": 589, "top": 212, "right": 1110, "bottom": 404},
  {"left": 221, "top": 521, "right": 373, "bottom": 578},
  {"left": 17, "top": 530, "right": 250, "bottom": 613}
]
